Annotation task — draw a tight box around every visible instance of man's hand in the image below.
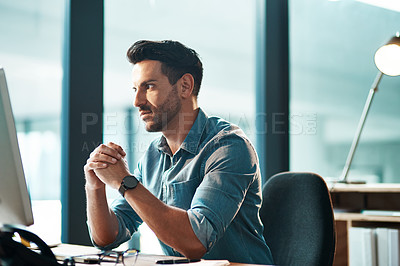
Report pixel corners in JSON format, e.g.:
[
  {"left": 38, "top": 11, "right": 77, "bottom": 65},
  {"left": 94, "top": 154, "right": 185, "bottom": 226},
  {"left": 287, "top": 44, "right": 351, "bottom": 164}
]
[
  {"left": 92, "top": 142, "right": 131, "bottom": 190},
  {"left": 84, "top": 142, "right": 128, "bottom": 190}
]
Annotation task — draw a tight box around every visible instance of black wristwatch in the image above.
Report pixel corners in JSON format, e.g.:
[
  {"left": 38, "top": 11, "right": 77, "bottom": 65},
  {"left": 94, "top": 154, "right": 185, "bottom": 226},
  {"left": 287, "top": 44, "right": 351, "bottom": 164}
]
[{"left": 118, "top": 175, "right": 139, "bottom": 197}]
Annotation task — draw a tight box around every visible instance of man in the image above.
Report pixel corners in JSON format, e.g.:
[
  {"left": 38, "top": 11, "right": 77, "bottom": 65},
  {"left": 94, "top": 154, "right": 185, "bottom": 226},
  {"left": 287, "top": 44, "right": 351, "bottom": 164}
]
[{"left": 84, "top": 40, "right": 274, "bottom": 264}]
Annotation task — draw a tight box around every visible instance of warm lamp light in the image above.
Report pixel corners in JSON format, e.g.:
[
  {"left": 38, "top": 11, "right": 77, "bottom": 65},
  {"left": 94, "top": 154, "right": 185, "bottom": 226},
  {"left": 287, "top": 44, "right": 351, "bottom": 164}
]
[
  {"left": 374, "top": 34, "right": 400, "bottom": 76},
  {"left": 339, "top": 33, "right": 400, "bottom": 184}
]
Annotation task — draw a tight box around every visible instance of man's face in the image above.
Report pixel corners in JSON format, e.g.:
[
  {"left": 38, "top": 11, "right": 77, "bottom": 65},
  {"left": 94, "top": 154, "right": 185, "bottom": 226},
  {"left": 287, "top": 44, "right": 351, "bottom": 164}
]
[{"left": 132, "top": 60, "right": 182, "bottom": 132}]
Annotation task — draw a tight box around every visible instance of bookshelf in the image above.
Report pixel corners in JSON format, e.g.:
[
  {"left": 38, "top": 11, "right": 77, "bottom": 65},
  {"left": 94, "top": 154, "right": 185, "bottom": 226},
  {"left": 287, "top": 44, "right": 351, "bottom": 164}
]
[{"left": 329, "top": 183, "right": 400, "bottom": 266}]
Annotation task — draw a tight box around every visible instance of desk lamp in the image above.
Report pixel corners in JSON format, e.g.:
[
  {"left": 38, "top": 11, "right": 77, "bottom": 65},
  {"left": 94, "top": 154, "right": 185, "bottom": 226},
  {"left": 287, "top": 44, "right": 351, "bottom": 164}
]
[{"left": 339, "top": 33, "right": 400, "bottom": 184}]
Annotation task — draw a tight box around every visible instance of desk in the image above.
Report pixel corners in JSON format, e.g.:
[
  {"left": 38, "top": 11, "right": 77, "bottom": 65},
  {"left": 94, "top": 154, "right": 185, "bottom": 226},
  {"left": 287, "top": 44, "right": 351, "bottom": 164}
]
[
  {"left": 329, "top": 183, "right": 400, "bottom": 266},
  {"left": 329, "top": 183, "right": 400, "bottom": 211},
  {"left": 51, "top": 244, "right": 266, "bottom": 266},
  {"left": 52, "top": 244, "right": 179, "bottom": 266}
]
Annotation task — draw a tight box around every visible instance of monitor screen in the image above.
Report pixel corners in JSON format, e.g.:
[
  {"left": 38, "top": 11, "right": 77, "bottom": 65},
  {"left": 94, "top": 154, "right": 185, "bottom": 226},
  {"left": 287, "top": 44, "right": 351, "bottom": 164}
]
[{"left": 0, "top": 67, "right": 34, "bottom": 226}]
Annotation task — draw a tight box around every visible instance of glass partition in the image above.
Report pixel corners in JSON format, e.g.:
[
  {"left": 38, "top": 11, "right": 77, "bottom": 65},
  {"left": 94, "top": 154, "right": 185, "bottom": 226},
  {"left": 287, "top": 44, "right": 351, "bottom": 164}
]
[
  {"left": 0, "top": 0, "right": 65, "bottom": 243},
  {"left": 290, "top": 0, "right": 400, "bottom": 183}
]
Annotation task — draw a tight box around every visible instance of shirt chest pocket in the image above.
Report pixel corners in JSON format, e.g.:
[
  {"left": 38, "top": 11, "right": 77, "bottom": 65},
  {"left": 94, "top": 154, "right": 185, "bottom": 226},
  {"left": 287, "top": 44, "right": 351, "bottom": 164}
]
[{"left": 169, "top": 177, "right": 201, "bottom": 210}]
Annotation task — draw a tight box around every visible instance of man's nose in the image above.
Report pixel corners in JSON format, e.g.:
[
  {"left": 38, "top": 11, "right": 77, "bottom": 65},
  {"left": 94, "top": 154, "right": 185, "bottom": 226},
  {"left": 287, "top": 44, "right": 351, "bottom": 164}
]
[{"left": 134, "top": 89, "right": 146, "bottom": 107}]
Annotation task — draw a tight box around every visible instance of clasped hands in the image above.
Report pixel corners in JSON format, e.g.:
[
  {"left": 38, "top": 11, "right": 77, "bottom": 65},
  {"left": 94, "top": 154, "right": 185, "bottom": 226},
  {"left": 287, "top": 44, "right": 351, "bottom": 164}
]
[{"left": 84, "top": 142, "right": 131, "bottom": 190}]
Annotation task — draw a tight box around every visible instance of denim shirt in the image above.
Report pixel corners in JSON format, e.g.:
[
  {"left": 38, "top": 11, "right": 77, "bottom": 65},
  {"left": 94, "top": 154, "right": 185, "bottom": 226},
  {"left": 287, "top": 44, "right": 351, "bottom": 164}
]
[{"left": 99, "top": 108, "right": 274, "bottom": 264}]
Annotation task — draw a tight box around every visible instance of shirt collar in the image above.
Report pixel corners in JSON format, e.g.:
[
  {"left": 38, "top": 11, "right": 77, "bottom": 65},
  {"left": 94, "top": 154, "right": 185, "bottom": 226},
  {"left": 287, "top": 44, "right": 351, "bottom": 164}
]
[{"left": 157, "top": 108, "right": 208, "bottom": 156}]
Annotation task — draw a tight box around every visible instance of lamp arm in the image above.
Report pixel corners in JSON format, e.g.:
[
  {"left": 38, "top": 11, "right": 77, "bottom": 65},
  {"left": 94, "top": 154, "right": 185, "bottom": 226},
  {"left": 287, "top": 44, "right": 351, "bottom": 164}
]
[{"left": 339, "top": 71, "right": 384, "bottom": 183}]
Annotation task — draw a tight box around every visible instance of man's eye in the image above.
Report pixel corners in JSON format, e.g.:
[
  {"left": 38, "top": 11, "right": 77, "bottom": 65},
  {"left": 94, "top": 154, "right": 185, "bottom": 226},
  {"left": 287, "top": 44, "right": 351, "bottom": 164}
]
[{"left": 146, "top": 84, "right": 154, "bottom": 89}]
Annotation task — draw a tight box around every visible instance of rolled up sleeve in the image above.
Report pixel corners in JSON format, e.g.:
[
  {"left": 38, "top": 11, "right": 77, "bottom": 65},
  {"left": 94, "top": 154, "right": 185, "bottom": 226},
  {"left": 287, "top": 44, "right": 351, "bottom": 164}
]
[
  {"left": 89, "top": 211, "right": 132, "bottom": 250},
  {"left": 187, "top": 135, "right": 258, "bottom": 251},
  {"left": 88, "top": 197, "right": 143, "bottom": 250},
  {"left": 187, "top": 208, "right": 217, "bottom": 250}
]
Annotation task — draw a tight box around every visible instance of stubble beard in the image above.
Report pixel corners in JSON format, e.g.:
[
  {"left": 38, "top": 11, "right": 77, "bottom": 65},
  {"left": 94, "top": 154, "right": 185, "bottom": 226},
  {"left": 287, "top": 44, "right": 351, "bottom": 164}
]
[{"left": 144, "top": 86, "right": 182, "bottom": 133}]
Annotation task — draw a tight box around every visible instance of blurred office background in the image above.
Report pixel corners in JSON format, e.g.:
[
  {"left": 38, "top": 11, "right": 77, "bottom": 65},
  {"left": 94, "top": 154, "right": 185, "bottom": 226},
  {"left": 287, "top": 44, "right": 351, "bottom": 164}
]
[{"left": 0, "top": 0, "right": 399, "bottom": 252}]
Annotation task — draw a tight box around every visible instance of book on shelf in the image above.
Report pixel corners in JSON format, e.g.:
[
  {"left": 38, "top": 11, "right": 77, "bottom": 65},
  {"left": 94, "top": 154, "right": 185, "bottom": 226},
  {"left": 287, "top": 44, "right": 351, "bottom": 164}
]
[
  {"left": 349, "top": 227, "right": 400, "bottom": 266},
  {"left": 376, "top": 228, "right": 399, "bottom": 266},
  {"left": 349, "top": 227, "right": 376, "bottom": 266}
]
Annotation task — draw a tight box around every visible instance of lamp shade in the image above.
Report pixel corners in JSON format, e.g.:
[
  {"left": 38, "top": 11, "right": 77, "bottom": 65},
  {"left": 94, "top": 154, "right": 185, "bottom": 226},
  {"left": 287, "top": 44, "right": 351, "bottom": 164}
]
[{"left": 374, "top": 34, "right": 400, "bottom": 76}]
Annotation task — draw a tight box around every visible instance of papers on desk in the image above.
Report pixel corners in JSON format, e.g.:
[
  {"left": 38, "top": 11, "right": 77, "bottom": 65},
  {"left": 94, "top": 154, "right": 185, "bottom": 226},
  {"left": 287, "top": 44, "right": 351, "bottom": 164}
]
[
  {"left": 51, "top": 244, "right": 102, "bottom": 263},
  {"left": 51, "top": 243, "right": 100, "bottom": 257}
]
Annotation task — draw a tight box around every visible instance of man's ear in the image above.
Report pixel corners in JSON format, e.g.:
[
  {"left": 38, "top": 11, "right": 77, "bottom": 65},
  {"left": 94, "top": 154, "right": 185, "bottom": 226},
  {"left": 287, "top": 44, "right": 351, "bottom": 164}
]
[{"left": 179, "top": 73, "right": 195, "bottom": 99}]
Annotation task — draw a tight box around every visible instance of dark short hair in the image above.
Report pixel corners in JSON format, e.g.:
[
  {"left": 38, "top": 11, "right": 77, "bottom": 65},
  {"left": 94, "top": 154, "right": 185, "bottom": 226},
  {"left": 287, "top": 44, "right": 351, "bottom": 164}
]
[{"left": 126, "top": 40, "right": 203, "bottom": 97}]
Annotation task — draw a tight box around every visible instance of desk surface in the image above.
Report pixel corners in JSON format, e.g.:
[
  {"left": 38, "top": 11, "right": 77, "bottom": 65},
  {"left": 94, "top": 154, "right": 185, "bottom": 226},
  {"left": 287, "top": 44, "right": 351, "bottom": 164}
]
[
  {"left": 328, "top": 183, "right": 400, "bottom": 193},
  {"left": 329, "top": 183, "right": 400, "bottom": 211},
  {"left": 51, "top": 244, "right": 266, "bottom": 266}
]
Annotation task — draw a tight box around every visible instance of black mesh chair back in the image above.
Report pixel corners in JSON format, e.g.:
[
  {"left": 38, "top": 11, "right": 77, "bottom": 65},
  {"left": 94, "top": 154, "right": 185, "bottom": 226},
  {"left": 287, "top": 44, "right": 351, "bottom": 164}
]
[{"left": 260, "top": 172, "right": 335, "bottom": 266}]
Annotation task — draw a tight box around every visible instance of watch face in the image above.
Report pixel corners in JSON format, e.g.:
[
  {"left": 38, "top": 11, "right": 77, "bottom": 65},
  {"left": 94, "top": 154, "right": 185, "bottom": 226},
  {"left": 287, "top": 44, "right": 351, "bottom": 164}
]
[{"left": 124, "top": 176, "right": 138, "bottom": 188}]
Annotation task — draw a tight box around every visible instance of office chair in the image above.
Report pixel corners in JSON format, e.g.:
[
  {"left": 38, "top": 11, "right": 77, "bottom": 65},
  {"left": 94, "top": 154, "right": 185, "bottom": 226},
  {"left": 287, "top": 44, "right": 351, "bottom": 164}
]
[{"left": 260, "top": 172, "right": 335, "bottom": 266}]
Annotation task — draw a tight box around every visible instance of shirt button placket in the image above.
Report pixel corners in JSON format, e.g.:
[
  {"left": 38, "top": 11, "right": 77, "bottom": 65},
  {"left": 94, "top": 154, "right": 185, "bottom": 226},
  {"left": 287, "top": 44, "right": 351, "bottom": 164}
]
[
  {"left": 162, "top": 183, "right": 167, "bottom": 200},
  {"left": 161, "top": 155, "right": 172, "bottom": 203}
]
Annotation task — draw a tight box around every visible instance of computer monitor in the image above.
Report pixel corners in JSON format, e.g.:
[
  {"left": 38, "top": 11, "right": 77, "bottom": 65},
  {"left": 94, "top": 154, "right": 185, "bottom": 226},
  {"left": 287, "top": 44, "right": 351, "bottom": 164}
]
[{"left": 0, "top": 67, "right": 34, "bottom": 227}]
